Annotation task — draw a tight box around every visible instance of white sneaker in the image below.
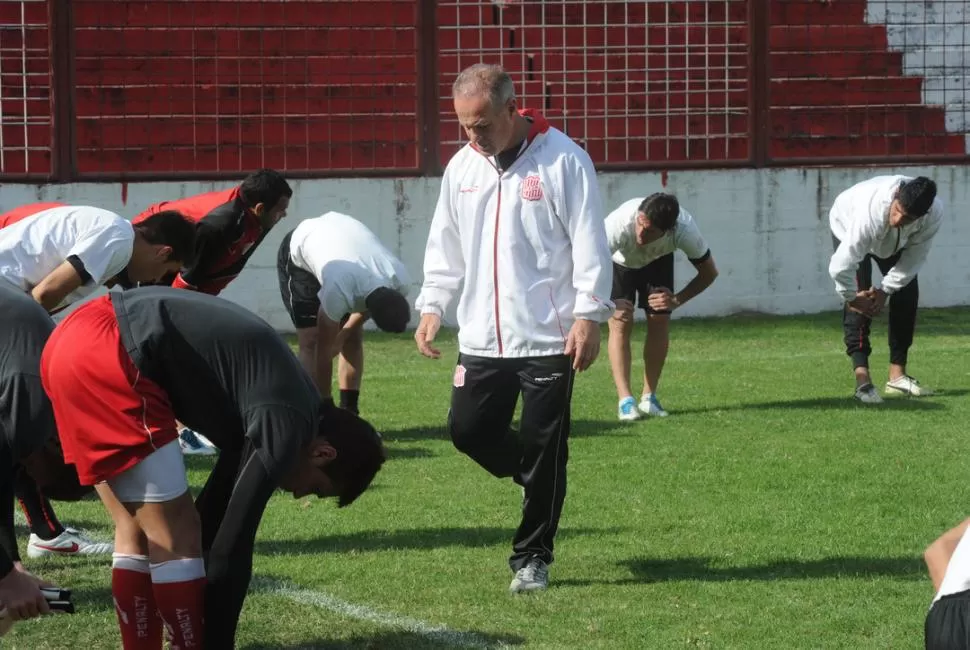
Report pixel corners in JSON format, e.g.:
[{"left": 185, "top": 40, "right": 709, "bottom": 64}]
[
  {"left": 638, "top": 394, "right": 669, "bottom": 417},
  {"left": 509, "top": 557, "right": 549, "bottom": 593},
  {"left": 27, "top": 527, "right": 113, "bottom": 559},
  {"left": 178, "top": 428, "right": 217, "bottom": 456},
  {"left": 617, "top": 396, "right": 641, "bottom": 421},
  {"left": 854, "top": 383, "right": 884, "bottom": 404},
  {"left": 886, "top": 375, "right": 935, "bottom": 397}
]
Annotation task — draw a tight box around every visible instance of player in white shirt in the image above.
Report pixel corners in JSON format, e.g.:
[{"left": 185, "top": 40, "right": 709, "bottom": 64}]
[
  {"left": 0, "top": 204, "right": 196, "bottom": 313},
  {"left": 604, "top": 193, "right": 718, "bottom": 421},
  {"left": 924, "top": 518, "right": 970, "bottom": 648},
  {"left": 828, "top": 176, "right": 942, "bottom": 403},
  {"left": 414, "top": 64, "right": 613, "bottom": 593},
  {"left": 277, "top": 211, "right": 412, "bottom": 414}
]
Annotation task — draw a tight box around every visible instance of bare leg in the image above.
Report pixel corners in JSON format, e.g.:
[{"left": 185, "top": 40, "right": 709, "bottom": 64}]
[
  {"left": 608, "top": 315, "right": 635, "bottom": 400},
  {"left": 854, "top": 366, "right": 873, "bottom": 389},
  {"left": 889, "top": 362, "right": 906, "bottom": 382},
  {"left": 295, "top": 327, "right": 319, "bottom": 390},
  {"left": 643, "top": 313, "right": 670, "bottom": 396},
  {"left": 337, "top": 327, "right": 364, "bottom": 391}
]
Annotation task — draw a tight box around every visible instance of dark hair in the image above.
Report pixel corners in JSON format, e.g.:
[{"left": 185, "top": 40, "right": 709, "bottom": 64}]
[
  {"left": 318, "top": 407, "right": 386, "bottom": 507},
  {"left": 240, "top": 169, "right": 292, "bottom": 212},
  {"left": 897, "top": 176, "right": 937, "bottom": 218},
  {"left": 364, "top": 287, "right": 412, "bottom": 333},
  {"left": 133, "top": 210, "right": 197, "bottom": 266},
  {"left": 637, "top": 193, "right": 680, "bottom": 232}
]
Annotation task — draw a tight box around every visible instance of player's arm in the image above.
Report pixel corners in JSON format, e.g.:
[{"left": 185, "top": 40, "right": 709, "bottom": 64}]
[
  {"left": 173, "top": 221, "right": 217, "bottom": 291},
  {"left": 414, "top": 168, "right": 465, "bottom": 318},
  {"left": 201, "top": 446, "right": 276, "bottom": 646},
  {"left": 29, "top": 258, "right": 87, "bottom": 312},
  {"left": 329, "top": 312, "right": 369, "bottom": 358},
  {"left": 828, "top": 211, "right": 878, "bottom": 302},
  {"left": 668, "top": 253, "right": 718, "bottom": 308},
  {"left": 926, "top": 518, "right": 970, "bottom": 592},
  {"left": 883, "top": 203, "right": 944, "bottom": 296}
]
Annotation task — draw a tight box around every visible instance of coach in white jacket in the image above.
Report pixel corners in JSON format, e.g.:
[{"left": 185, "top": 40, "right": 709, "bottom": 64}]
[
  {"left": 414, "top": 64, "right": 614, "bottom": 593},
  {"left": 828, "top": 175, "right": 942, "bottom": 403}
]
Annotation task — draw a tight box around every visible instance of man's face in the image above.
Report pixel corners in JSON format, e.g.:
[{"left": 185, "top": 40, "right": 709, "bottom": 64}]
[
  {"left": 254, "top": 195, "right": 290, "bottom": 230},
  {"left": 889, "top": 199, "right": 918, "bottom": 228},
  {"left": 127, "top": 245, "right": 184, "bottom": 283},
  {"left": 454, "top": 93, "right": 517, "bottom": 156},
  {"left": 635, "top": 212, "right": 666, "bottom": 246},
  {"left": 277, "top": 439, "right": 340, "bottom": 500}
]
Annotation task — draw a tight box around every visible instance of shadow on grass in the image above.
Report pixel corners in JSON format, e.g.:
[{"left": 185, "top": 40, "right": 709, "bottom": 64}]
[
  {"left": 383, "top": 446, "right": 436, "bottom": 460},
  {"left": 256, "top": 526, "right": 627, "bottom": 556},
  {"left": 241, "top": 628, "right": 525, "bottom": 649},
  {"left": 557, "top": 555, "right": 925, "bottom": 587},
  {"left": 382, "top": 418, "right": 625, "bottom": 443},
  {"left": 672, "top": 391, "right": 967, "bottom": 415}
]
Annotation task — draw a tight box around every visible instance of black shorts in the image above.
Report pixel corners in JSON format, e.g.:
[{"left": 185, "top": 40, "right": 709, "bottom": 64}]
[
  {"left": 926, "top": 590, "right": 970, "bottom": 650},
  {"left": 611, "top": 255, "right": 675, "bottom": 315},
  {"left": 277, "top": 231, "right": 322, "bottom": 329}
]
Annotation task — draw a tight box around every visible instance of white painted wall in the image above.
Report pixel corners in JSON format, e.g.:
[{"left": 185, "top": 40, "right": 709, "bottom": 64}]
[
  {"left": 866, "top": 0, "right": 970, "bottom": 152},
  {"left": 3, "top": 165, "right": 968, "bottom": 331}
]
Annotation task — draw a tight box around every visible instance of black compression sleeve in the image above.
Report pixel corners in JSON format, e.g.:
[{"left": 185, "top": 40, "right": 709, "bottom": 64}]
[
  {"left": 0, "top": 448, "right": 19, "bottom": 576},
  {"left": 203, "top": 448, "right": 276, "bottom": 647},
  {"left": 65, "top": 255, "right": 92, "bottom": 284}
]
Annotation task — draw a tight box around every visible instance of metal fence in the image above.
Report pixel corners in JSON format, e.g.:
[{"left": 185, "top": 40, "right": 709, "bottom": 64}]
[{"left": 1, "top": 0, "right": 967, "bottom": 181}]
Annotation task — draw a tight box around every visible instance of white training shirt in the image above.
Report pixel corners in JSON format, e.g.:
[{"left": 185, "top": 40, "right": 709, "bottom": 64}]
[
  {"left": 414, "top": 110, "right": 614, "bottom": 359},
  {"left": 0, "top": 205, "right": 134, "bottom": 310},
  {"left": 605, "top": 197, "right": 711, "bottom": 269},
  {"left": 933, "top": 525, "right": 970, "bottom": 604},
  {"left": 828, "top": 175, "right": 944, "bottom": 301},
  {"left": 288, "top": 211, "right": 411, "bottom": 322}
]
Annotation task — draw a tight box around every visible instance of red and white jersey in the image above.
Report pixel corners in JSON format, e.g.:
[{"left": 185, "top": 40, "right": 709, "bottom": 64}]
[
  {"left": 0, "top": 205, "right": 134, "bottom": 310},
  {"left": 288, "top": 211, "right": 411, "bottom": 321},
  {"left": 415, "top": 109, "right": 614, "bottom": 359},
  {"left": 829, "top": 175, "right": 943, "bottom": 301}
]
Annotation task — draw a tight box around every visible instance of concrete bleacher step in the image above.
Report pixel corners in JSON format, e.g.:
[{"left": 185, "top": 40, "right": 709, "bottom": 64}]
[
  {"left": 771, "top": 0, "right": 866, "bottom": 26},
  {"left": 772, "top": 51, "right": 903, "bottom": 78},
  {"left": 770, "top": 105, "right": 949, "bottom": 138},
  {"left": 769, "top": 24, "right": 888, "bottom": 51},
  {"left": 771, "top": 76, "right": 923, "bottom": 107},
  {"left": 771, "top": 133, "right": 965, "bottom": 158}
]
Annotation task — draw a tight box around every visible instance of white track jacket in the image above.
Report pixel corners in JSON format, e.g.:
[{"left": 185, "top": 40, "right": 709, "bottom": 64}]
[
  {"left": 828, "top": 175, "right": 943, "bottom": 301},
  {"left": 415, "top": 110, "right": 614, "bottom": 358}
]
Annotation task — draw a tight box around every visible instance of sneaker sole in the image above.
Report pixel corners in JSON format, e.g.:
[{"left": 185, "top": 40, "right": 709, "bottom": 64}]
[{"left": 885, "top": 385, "right": 933, "bottom": 397}]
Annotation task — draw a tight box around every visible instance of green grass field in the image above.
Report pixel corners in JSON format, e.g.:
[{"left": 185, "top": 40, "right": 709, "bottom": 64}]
[{"left": 5, "top": 308, "right": 970, "bottom": 649}]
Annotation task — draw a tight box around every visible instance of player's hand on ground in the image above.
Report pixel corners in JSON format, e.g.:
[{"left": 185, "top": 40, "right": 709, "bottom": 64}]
[
  {"left": 565, "top": 318, "right": 600, "bottom": 372},
  {"left": 415, "top": 313, "right": 442, "bottom": 359},
  {"left": 0, "top": 568, "right": 50, "bottom": 621},
  {"left": 647, "top": 287, "right": 678, "bottom": 311},
  {"left": 612, "top": 299, "right": 635, "bottom": 322}
]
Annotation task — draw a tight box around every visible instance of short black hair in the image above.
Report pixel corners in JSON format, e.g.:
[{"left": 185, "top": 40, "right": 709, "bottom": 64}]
[
  {"left": 897, "top": 176, "right": 937, "bottom": 218},
  {"left": 239, "top": 169, "right": 292, "bottom": 211},
  {"left": 365, "top": 287, "right": 411, "bottom": 333},
  {"left": 133, "top": 210, "right": 197, "bottom": 266},
  {"left": 637, "top": 193, "right": 680, "bottom": 232},
  {"left": 318, "top": 406, "right": 386, "bottom": 508}
]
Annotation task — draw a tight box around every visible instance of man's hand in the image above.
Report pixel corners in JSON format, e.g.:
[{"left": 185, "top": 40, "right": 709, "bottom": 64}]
[
  {"left": 564, "top": 318, "right": 600, "bottom": 371},
  {"left": 867, "top": 288, "right": 887, "bottom": 317},
  {"left": 0, "top": 569, "right": 49, "bottom": 621},
  {"left": 611, "top": 298, "right": 635, "bottom": 323},
  {"left": 847, "top": 289, "right": 885, "bottom": 317},
  {"left": 646, "top": 287, "right": 679, "bottom": 312},
  {"left": 13, "top": 563, "right": 53, "bottom": 589},
  {"left": 415, "top": 313, "right": 442, "bottom": 359}
]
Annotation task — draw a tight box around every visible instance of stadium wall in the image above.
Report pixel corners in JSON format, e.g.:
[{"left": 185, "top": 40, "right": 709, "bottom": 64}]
[{"left": 4, "top": 164, "right": 968, "bottom": 331}]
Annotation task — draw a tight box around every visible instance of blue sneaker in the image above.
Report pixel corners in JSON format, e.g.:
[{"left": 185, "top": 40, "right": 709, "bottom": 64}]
[
  {"left": 178, "top": 428, "right": 217, "bottom": 456},
  {"left": 638, "top": 394, "right": 669, "bottom": 417},
  {"left": 617, "top": 396, "right": 642, "bottom": 421}
]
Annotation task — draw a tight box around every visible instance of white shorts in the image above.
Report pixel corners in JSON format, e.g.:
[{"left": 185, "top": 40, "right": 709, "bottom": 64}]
[{"left": 106, "top": 440, "right": 189, "bottom": 503}]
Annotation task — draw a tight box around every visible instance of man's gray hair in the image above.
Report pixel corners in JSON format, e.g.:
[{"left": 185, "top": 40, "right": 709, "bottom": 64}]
[{"left": 452, "top": 63, "right": 516, "bottom": 108}]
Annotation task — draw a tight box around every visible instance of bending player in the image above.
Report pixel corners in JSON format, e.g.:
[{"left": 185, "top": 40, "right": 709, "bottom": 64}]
[
  {"left": 131, "top": 168, "right": 292, "bottom": 454},
  {"left": 41, "top": 286, "right": 386, "bottom": 647},
  {"left": 277, "top": 211, "right": 412, "bottom": 413},
  {"left": 604, "top": 193, "right": 718, "bottom": 420},
  {"left": 0, "top": 281, "right": 90, "bottom": 627},
  {"left": 0, "top": 202, "right": 194, "bottom": 559}
]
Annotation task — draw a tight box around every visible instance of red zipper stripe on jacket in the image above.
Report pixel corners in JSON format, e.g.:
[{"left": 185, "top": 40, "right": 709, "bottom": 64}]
[{"left": 492, "top": 182, "right": 504, "bottom": 356}]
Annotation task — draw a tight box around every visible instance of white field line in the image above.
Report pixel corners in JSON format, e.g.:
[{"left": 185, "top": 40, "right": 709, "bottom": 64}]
[{"left": 250, "top": 577, "right": 513, "bottom": 650}]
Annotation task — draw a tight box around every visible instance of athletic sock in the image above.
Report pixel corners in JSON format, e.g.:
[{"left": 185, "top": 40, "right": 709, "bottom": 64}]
[
  {"left": 339, "top": 389, "right": 360, "bottom": 414},
  {"left": 151, "top": 558, "right": 206, "bottom": 649},
  {"left": 112, "top": 553, "right": 163, "bottom": 649}
]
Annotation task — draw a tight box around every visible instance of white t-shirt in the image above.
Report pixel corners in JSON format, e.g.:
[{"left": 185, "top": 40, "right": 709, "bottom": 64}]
[
  {"left": 604, "top": 198, "right": 710, "bottom": 269},
  {"left": 0, "top": 205, "right": 134, "bottom": 310},
  {"left": 288, "top": 211, "right": 411, "bottom": 321}
]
